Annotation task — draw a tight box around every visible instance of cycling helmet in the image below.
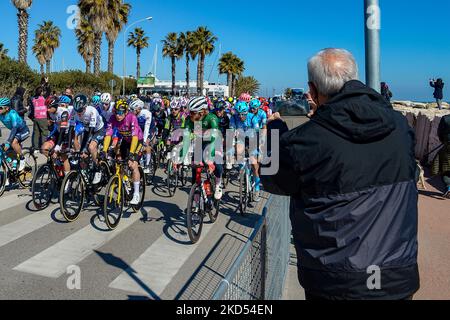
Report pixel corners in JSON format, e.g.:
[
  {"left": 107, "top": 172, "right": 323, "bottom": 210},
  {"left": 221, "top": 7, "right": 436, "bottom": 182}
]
[
  {"left": 188, "top": 96, "right": 208, "bottom": 112},
  {"left": 235, "top": 101, "right": 249, "bottom": 114},
  {"left": 130, "top": 94, "right": 138, "bottom": 101},
  {"left": 92, "top": 95, "right": 101, "bottom": 105},
  {"left": 170, "top": 98, "right": 181, "bottom": 109},
  {"left": 129, "top": 99, "right": 145, "bottom": 112},
  {"left": 45, "top": 96, "right": 59, "bottom": 109},
  {"left": 227, "top": 97, "right": 234, "bottom": 103},
  {"left": 152, "top": 93, "right": 161, "bottom": 99},
  {"left": 115, "top": 99, "right": 129, "bottom": 113},
  {"left": 59, "top": 95, "right": 71, "bottom": 105},
  {"left": 100, "top": 93, "right": 112, "bottom": 104},
  {"left": 215, "top": 100, "right": 227, "bottom": 111},
  {"left": 0, "top": 97, "right": 11, "bottom": 107},
  {"left": 73, "top": 94, "right": 88, "bottom": 112},
  {"left": 239, "top": 93, "right": 252, "bottom": 103},
  {"left": 180, "top": 97, "right": 189, "bottom": 108},
  {"left": 249, "top": 98, "right": 262, "bottom": 110}
]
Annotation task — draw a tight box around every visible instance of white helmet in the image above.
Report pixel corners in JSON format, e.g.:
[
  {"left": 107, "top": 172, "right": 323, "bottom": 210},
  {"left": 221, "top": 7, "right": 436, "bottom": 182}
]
[
  {"left": 152, "top": 93, "right": 160, "bottom": 99},
  {"left": 188, "top": 96, "right": 208, "bottom": 112},
  {"left": 101, "top": 93, "right": 112, "bottom": 104},
  {"left": 130, "top": 99, "right": 145, "bottom": 111}
]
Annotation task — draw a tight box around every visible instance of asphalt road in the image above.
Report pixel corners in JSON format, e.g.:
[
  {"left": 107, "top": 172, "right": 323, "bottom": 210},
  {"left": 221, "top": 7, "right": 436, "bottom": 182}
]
[{"left": 0, "top": 128, "right": 268, "bottom": 299}]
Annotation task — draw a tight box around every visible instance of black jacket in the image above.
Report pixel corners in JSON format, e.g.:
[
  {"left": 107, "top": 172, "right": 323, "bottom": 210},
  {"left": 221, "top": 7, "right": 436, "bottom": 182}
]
[
  {"left": 430, "top": 81, "right": 444, "bottom": 100},
  {"left": 11, "top": 94, "right": 26, "bottom": 118},
  {"left": 438, "top": 115, "right": 450, "bottom": 143},
  {"left": 262, "top": 80, "right": 419, "bottom": 300}
]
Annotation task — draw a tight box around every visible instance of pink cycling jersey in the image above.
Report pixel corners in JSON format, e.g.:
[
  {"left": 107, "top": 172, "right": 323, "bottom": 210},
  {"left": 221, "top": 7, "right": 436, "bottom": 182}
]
[{"left": 106, "top": 112, "right": 143, "bottom": 142}]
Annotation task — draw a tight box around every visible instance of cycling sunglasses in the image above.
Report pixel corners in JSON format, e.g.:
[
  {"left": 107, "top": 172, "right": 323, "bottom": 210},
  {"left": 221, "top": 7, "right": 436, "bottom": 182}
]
[
  {"left": 116, "top": 110, "right": 126, "bottom": 116},
  {"left": 239, "top": 112, "right": 248, "bottom": 117}
]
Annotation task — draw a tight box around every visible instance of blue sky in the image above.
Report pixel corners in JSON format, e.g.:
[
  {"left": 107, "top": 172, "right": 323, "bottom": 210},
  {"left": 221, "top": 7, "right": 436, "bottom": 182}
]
[{"left": 1, "top": 0, "right": 449, "bottom": 101}]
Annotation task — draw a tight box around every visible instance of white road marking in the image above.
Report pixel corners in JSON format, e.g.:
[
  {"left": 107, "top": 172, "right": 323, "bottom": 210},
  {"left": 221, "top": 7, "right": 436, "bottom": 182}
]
[
  {"left": 109, "top": 221, "right": 214, "bottom": 297},
  {"left": 13, "top": 212, "right": 141, "bottom": 278}
]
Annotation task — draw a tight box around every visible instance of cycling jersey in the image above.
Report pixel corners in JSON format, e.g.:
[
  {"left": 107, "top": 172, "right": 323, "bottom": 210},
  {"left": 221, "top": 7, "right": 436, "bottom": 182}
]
[
  {"left": 106, "top": 113, "right": 143, "bottom": 143},
  {"left": 217, "top": 113, "right": 230, "bottom": 138},
  {"left": 96, "top": 104, "right": 113, "bottom": 124},
  {"left": 163, "top": 113, "right": 186, "bottom": 142},
  {"left": 136, "top": 109, "right": 153, "bottom": 141},
  {"left": 229, "top": 113, "right": 260, "bottom": 132},
  {"left": 71, "top": 105, "right": 104, "bottom": 132},
  {"left": 248, "top": 109, "right": 267, "bottom": 130},
  {"left": 0, "top": 109, "right": 30, "bottom": 144},
  {"left": 184, "top": 113, "right": 219, "bottom": 159}
]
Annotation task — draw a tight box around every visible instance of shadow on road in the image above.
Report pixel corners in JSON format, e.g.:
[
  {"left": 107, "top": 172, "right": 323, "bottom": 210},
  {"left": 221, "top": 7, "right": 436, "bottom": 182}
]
[{"left": 94, "top": 250, "right": 161, "bottom": 300}]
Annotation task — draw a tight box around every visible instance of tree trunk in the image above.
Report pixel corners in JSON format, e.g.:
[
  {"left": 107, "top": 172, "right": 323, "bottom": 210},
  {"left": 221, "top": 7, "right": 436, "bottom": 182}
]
[
  {"left": 136, "top": 50, "right": 141, "bottom": 80},
  {"left": 196, "top": 56, "right": 201, "bottom": 95},
  {"left": 233, "top": 76, "right": 238, "bottom": 97},
  {"left": 94, "top": 33, "right": 102, "bottom": 76},
  {"left": 171, "top": 56, "right": 176, "bottom": 96},
  {"left": 185, "top": 53, "right": 190, "bottom": 97},
  {"left": 40, "top": 64, "right": 44, "bottom": 75},
  {"left": 46, "top": 60, "right": 51, "bottom": 74},
  {"left": 85, "top": 59, "right": 91, "bottom": 73},
  {"left": 108, "top": 40, "right": 114, "bottom": 73},
  {"left": 17, "top": 9, "right": 29, "bottom": 64},
  {"left": 227, "top": 72, "right": 232, "bottom": 98},
  {"left": 199, "top": 53, "right": 205, "bottom": 95}
]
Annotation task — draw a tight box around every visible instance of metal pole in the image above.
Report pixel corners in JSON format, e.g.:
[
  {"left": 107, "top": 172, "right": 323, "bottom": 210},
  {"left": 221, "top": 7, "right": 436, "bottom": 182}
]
[{"left": 364, "top": 0, "right": 381, "bottom": 92}]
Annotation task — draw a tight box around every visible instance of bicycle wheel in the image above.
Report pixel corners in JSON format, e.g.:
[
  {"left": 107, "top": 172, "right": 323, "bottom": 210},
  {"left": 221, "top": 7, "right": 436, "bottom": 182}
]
[
  {"left": 60, "top": 171, "right": 85, "bottom": 222},
  {"left": 103, "top": 175, "right": 124, "bottom": 230},
  {"left": 207, "top": 177, "right": 220, "bottom": 223},
  {"left": 18, "top": 150, "right": 37, "bottom": 188},
  {"left": 179, "top": 165, "right": 189, "bottom": 187},
  {"left": 166, "top": 160, "right": 178, "bottom": 197},
  {"left": 186, "top": 183, "right": 204, "bottom": 244},
  {"left": 93, "top": 161, "right": 112, "bottom": 207},
  {"left": 0, "top": 162, "right": 7, "bottom": 198},
  {"left": 223, "top": 169, "right": 230, "bottom": 189},
  {"left": 32, "top": 164, "right": 57, "bottom": 210},
  {"left": 132, "top": 167, "right": 146, "bottom": 213},
  {"left": 239, "top": 169, "right": 249, "bottom": 215}
]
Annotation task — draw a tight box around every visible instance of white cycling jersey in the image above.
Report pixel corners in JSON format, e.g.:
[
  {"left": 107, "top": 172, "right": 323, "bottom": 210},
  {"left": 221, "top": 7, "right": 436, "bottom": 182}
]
[
  {"left": 49, "top": 106, "right": 73, "bottom": 132},
  {"left": 136, "top": 109, "right": 152, "bottom": 141},
  {"left": 71, "top": 105, "right": 104, "bottom": 132}
]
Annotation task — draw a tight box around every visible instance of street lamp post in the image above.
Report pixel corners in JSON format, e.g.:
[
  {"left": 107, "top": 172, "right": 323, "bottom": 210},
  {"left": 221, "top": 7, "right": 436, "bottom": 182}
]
[
  {"left": 364, "top": 0, "right": 381, "bottom": 92},
  {"left": 123, "top": 16, "right": 152, "bottom": 96}
]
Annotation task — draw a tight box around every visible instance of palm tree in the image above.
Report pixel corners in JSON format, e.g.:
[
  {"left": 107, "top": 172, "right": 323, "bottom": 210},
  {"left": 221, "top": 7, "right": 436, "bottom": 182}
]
[
  {"left": 191, "top": 27, "right": 217, "bottom": 95},
  {"left": 219, "top": 52, "right": 245, "bottom": 97},
  {"left": 127, "top": 27, "right": 149, "bottom": 80},
  {"left": 78, "top": 0, "right": 109, "bottom": 75},
  {"left": 34, "top": 21, "right": 61, "bottom": 74},
  {"left": 162, "top": 32, "right": 182, "bottom": 96},
  {"left": 235, "top": 76, "right": 260, "bottom": 96},
  {"left": 32, "top": 41, "right": 46, "bottom": 74},
  {"left": 76, "top": 18, "right": 95, "bottom": 73},
  {"left": 0, "top": 43, "right": 9, "bottom": 60},
  {"left": 106, "top": 0, "right": 131, "bottom": 73},
  {"left": 178, "top": 31, "right": 194, "bottom": 96},
  {"left": 12, "top": 0, "right": 33, "bottom": 64}
]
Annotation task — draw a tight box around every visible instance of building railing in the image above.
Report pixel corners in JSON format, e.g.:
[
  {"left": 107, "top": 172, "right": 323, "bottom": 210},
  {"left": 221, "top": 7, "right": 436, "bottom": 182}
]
[{"left": 211, "top": 195, "right": 291, "bottom": 300}]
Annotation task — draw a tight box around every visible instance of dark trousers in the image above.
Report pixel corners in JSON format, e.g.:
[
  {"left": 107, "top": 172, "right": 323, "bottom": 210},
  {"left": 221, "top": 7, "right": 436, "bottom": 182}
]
[{"left": 32, "top": 119, "right": 49, "bottom": 150}]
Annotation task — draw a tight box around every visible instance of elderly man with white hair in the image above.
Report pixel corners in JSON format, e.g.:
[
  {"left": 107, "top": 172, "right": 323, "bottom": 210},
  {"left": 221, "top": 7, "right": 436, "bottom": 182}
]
[{"left": 262, "top": 48, "right": 420, "bottom": 300}]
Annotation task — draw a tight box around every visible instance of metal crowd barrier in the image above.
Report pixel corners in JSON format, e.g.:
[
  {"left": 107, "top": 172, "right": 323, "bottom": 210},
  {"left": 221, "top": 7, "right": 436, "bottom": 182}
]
[{"left": 212, "top": 195, "right": 291, "bottom": 300}]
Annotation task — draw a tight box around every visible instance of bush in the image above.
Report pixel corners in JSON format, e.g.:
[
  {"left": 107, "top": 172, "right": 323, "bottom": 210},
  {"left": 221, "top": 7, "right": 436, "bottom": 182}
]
[
  {"left": 0, "top": 58, "right": 137, "bottom": 100},
  {"left": 0, "top": 57, "right": 40, "bottom": 99}
]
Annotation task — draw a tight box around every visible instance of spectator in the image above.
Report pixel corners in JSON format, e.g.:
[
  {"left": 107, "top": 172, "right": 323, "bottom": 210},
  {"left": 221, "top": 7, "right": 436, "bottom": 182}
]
[
  {"left": 40, "top": 77, "right": 51, "bottom": 98},
  {"left": 433, "top": 114, "right": 450, "bottom": 198},
  {"left": 29, "top": 87, "right": 49, "bottom": 154},
  {"left": 64, "top": 87, "right": 74, "bottom": 104},
  {"left": 430, "top": 78, "right": 444, "bottom": 110},
  {"left": 380, "top": 82, "right": 393, "bottom": 103},
  {"left": 262, "top": 48, "right": 419, "bottom": 300},
  {"left": 10, "top": 87, "right": 27, "bottom": 119}
]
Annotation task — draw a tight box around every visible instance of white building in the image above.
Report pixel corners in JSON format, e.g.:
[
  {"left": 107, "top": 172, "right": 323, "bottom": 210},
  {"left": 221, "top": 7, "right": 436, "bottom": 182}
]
[{"left": 137, "top": 74, "right": 229, "bottom": 97}]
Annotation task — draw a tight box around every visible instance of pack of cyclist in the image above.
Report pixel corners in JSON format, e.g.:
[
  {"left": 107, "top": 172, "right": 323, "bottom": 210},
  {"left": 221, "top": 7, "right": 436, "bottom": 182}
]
[{"left": 0, "top": 91, "right": 272, "bottom": 205}]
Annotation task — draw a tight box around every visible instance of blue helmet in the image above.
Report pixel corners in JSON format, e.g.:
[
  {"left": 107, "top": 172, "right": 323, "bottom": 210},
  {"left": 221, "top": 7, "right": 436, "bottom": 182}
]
[
  {"left": 0, "top": 97, "right": 11, "bottom": 107},
  {"left": 92, "top": 95, "right": 101, "bottom": 105},
  {"left": 59, "top": 95, "right": 71, "bottom": 105},
  {"left": 249, "top": 98, "right": 262, "bottom": 110},
  {"left": 235, "top": 101, "right": 249, "bottom": 114}
]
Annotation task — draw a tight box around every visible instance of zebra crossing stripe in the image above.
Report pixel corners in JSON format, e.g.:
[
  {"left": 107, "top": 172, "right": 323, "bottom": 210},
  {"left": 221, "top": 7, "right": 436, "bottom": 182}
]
[{"left": 13, "top": 213, "right": 142, "bottom": 278}]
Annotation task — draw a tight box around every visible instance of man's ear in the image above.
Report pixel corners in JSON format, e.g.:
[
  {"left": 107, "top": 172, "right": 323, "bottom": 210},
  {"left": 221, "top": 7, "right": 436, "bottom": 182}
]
[{"left": 308, "top": 82, "right": 318, "bottom": 100}]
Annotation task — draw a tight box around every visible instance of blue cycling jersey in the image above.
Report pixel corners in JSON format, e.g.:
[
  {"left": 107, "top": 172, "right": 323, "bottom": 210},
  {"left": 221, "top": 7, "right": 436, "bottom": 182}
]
[
  {"left": 0, "top": 109, "right": 26, "bottom": 131},
  {"left": 248, "top": 109, "right": 267, "bottom": 130},
  {"left": 229, "top": 113, "right": 260, "bottom": 132}
]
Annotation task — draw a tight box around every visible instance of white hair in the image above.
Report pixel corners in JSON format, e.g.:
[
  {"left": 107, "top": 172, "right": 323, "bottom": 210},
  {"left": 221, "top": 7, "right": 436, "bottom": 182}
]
[{"left": 308, "top": 48, "right": 359, "bottom": 97}]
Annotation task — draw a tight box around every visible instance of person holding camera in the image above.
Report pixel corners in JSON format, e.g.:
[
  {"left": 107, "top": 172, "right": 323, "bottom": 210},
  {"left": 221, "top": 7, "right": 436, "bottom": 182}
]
[{"left": 430, "top": 78, "right": 444, "bottom": 110}]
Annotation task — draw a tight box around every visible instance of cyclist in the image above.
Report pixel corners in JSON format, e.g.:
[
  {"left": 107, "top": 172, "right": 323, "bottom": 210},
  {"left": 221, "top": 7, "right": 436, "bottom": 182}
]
[
  {"left": 130, "top": 99, "right": 154, "bottom": 174},
  {"left": 42, "top": 96, "right": 73, "bottom": 176},
  {"left": 229, "top": 101, "right": 262, "bottom": 201},
  {"left": 214, "top": 100, "right": 232, "bottom": 170},
  {"left": 163, "top": 99, "right": 186, "bottom": 158},
  {"left": 183, "top": 96, "right": 223, "bottom": 200},
  {"left": 0, "top": 97, "right": 30, "bottom": 172},
  {"left": 71, "top": 94, "right": 105, "bottom": 185},
  {"left": 102, "top": 99, "right": 143, "bottom": 205},
  {"left": 98, "top": 93, "right": 114, "bottom": 123},
  {"left": 249, "top": 99, "right": 268, "bottom": 130}
]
